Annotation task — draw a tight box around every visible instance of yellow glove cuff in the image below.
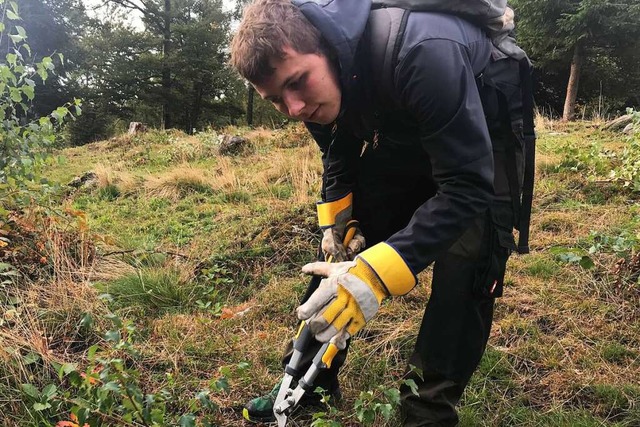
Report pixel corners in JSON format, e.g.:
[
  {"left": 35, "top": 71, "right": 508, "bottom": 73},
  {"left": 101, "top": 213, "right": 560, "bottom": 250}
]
[
  {"left": 357, "top": 242, "right": 417, "bottom": 296},
  {"left": 317, "top": 193, "right": 352, "bottom": 229},
  {"left": 348, "top": 258, "right": 388, "bottom": 303}
]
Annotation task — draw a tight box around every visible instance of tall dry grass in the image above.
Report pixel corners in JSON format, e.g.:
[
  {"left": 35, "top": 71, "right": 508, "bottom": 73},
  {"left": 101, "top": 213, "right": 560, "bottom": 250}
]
[
  {"left": 255, "top": 143, "right": 322, "bottom": 204},
  {"left": 535, "top": 108, "right": 558, "bottom": 133},
  {"left": 288, "top": 144, "right": 323, "bottom": 203},
  {"left": 1, "top": 213, "right": 112, "bottom": 424},
  {"left": 211, "top": 157, "right": 243, "bottom": 192}
]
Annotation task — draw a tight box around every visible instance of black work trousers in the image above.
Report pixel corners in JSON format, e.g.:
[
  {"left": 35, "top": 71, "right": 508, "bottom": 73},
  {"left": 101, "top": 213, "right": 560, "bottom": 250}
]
[{"left": 281, "top": 195, "right": 512, "bottom": 426}]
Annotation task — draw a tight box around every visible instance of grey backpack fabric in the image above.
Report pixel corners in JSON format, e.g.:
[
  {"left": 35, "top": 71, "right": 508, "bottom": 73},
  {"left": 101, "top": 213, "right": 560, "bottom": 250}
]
[{"left": 371, "top": 0, "right": 526, "bottom": 60}]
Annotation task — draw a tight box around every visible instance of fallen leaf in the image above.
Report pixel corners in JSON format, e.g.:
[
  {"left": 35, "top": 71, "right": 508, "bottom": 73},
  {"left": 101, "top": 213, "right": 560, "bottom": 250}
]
[{"left": 220, "top": 303, "right": 254, "bottom": 320}]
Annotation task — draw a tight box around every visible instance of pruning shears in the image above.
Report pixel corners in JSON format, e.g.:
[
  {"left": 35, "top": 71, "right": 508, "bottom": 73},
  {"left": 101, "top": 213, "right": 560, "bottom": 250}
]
[{"left": 273, "top": 220, "right": 359, "bottom": 427}]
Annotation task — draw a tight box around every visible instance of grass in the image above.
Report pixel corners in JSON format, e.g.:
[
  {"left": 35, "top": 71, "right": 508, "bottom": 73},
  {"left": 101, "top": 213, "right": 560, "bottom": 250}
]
[
  {"left": 2, "top": 121, "right": 640, "bottom": 426},
  {"left": 97, "top": 266, "right": 199, "bottom": 314}
]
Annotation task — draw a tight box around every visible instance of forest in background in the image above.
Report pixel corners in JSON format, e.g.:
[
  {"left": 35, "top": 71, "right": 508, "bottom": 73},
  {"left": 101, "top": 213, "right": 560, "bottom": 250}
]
[{"left": 13, "top": 0, "right": 640, "bottom": 145}]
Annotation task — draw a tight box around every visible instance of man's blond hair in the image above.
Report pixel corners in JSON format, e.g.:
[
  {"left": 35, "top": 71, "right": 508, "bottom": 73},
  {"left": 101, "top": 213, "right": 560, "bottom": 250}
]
[{"left": 230, "top": 0, "right": 326, "bottom": 84}]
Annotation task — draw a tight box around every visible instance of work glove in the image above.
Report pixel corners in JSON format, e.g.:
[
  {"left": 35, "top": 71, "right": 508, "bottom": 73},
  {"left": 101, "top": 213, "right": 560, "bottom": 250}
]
[
  {"left": 317, "top": 193, "right": 365, "bottom": 261},
  {"left": 322, "top": 224, "right": 366, "bottom": 261},
  {"left": 297, "top": 242, "right": 417, "bottom": 349}
]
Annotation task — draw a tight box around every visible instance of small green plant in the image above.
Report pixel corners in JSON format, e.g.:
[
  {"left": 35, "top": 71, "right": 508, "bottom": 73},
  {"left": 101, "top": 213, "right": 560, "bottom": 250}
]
[
  {"left": 194, "top": 263, "right": 233, "bottom": 316},
  {"left": 549, "top": 246, "right": 595, "bottom": 269},
  {"left": 586, "top": 228, "right": 640, "bottom": 258},
  {"left": 552, "top": 222, "right": 640, "bottom": 271},
  {"left": 309, "top": 369, "right": 421, "bottom": 426},
  {"left": 353, "top": 386, "right": 401, "bottom": 424},
  {"left": 0, "top": 261, "right": 19, "bottom": 287},
  {"left": 310, "top": 386, "right": 343, "bottom": 427}
]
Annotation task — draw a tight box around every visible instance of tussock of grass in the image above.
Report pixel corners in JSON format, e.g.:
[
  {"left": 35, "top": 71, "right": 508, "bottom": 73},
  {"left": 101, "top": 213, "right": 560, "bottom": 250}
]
[
  {"left": 144, "top": 166, "right": 215, "bottom": 200},
  {"left": 271, "top": 122, "right": 314, "bottom": 148},
  {"left": 93, "top": 163, "right": 139, "bottom": 196},
  {"left": 287, "top": 144, "right": 323, "bottom": 203},
  {"left": 211, "top": 157, "right": 242, "bottom": 191},
  {"left": 243, "top": 126, "right": 276, "bottom": 151},
  {"left": 103, "top": 133, "right": 136, "bottom": 150},
  {"left": 17, "top": 220, "right": 109, "bottom": 354},
  {"left": 89, "top": 254, "right": 138, "bottom": 281},
  {"left": 535, "top": 109, "right": 558, "bottom": 133},
  {"left": 98, "top": 265, "right": 199, "bottom": 314}
]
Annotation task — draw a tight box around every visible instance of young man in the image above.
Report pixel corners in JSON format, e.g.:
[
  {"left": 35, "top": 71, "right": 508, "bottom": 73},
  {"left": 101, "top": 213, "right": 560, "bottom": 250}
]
[{"left": 230, "top": 0, "right": 532, "bottom": 425}]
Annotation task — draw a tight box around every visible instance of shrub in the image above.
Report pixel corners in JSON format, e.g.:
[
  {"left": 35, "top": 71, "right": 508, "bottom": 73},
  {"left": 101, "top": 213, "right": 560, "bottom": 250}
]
[
  {"left": 0, "top": 6, "right": 80, "bottom": 219},
  {"left": 609, "top": 109, "right": 640, "bottom": 191}
]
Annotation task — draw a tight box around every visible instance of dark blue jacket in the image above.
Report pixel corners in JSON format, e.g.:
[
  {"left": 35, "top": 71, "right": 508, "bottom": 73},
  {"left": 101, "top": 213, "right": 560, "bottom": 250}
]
[{"left": 294, "top": 0, "right": 494, "bottom": 276}]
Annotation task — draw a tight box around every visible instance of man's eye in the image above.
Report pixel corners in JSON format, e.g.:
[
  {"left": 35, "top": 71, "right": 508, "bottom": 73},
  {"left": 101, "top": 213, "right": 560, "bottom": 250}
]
[
  {"left": 288, "top": 80, "right": 300, "bottom": 90},
  {"left": 288, "top": 74, "right": 306, "bottom": 90}
]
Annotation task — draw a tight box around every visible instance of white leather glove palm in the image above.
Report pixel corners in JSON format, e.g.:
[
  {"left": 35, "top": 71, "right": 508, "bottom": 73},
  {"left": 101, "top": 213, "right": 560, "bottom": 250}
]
[{"left": 297, "top": 259, "right": 387, "bottom": 349}]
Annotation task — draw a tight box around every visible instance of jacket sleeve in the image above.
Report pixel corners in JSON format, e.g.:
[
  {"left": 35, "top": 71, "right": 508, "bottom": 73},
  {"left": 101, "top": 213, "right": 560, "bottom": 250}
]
[
  {"left": 305, "top": 122, "right": 360, "bottom": 202},
  {"left": 377, "top": 38, "right": 494, "bottom": 284}
]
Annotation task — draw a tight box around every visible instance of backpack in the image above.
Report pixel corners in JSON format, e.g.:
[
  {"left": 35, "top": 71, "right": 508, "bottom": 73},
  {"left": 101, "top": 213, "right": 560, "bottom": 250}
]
[{"left": 368, "top": 2, "right": 536, "bottom": 254}]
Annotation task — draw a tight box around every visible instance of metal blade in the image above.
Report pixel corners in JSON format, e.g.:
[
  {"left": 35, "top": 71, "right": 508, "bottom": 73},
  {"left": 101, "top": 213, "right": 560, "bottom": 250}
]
[
  {"left": 275, "top": 411, "right": 288, "bottom": 427},
  {"left": 288, "top": 386, "right": 306, "bottom": 407},
  {"left": 273, "top": 384, "right": 306, "bottom": 418},
  {"left": 274, "top": 373, "right": 293, "bottom": 410},
  {"left": 273, "top": 373, "right": 294, "bottom": 427}
]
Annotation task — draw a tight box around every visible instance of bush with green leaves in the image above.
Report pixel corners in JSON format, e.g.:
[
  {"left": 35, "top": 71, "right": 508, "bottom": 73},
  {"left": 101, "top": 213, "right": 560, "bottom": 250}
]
[
  {"left": 553, "top": 141, "right": 613, "bottom": 176},
  {"left": 551, "top": 214, "right": 640, "bottom": 303},
  {"left": 0, "top": 0, "right": 80, "bottom": 218},
  {"left": 609, "top": 109, "right": 640, "bottom": 191},
  {"left": 18, "top": 313, "right": 243, "bottom": 427},
  {"left": 553, "top": 110, "right": 640, "bottom": 190},
  {"left": 552, "top": 221, "right": 640, "bottom": 267}
]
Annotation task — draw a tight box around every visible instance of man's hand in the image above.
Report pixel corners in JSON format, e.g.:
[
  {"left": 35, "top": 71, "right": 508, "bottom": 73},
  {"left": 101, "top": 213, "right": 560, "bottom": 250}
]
[
  {"left": 321, "top": 226, "right": 366, "bottom": 262},
  {"left": 296, "top": 258, "right": 387, "bottom": 349},
  {"left": 317, "top": 193, "right": 366, "bottom": 261}
]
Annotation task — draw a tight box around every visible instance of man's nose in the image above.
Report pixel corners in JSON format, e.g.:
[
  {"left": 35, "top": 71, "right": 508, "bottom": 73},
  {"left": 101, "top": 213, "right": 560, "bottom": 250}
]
[{"left": 283, "top": 92, "right": 306, "bottom": 119}]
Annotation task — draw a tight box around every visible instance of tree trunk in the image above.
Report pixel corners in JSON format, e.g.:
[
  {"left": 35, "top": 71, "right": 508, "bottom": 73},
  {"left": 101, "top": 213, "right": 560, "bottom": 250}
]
[
  {"left": 562, "top": 42, "right": 584, "bottom": 122},
  {"left": 247, "top": 85, "right": 254, "bottom": 126},
  {"left": 190, "top": 83, "right": 203, "bottom": 134},
  {"left": 162, "top": 0, "right": 172, "bottom": 129}
]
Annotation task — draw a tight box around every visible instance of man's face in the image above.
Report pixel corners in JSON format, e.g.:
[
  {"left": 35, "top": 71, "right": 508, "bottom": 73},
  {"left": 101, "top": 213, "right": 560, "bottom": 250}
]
[{"left": 253, "top": 46, "right": 341, "bottom": 125}]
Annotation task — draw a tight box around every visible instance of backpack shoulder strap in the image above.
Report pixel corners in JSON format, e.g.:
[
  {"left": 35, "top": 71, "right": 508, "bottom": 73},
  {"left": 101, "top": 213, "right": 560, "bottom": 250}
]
[
  {"left": 368, "top": 7, "right": 409, "bottom": 103},
  {"left": 516, "top": 58, "right": 535, "bottom": 254}
]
